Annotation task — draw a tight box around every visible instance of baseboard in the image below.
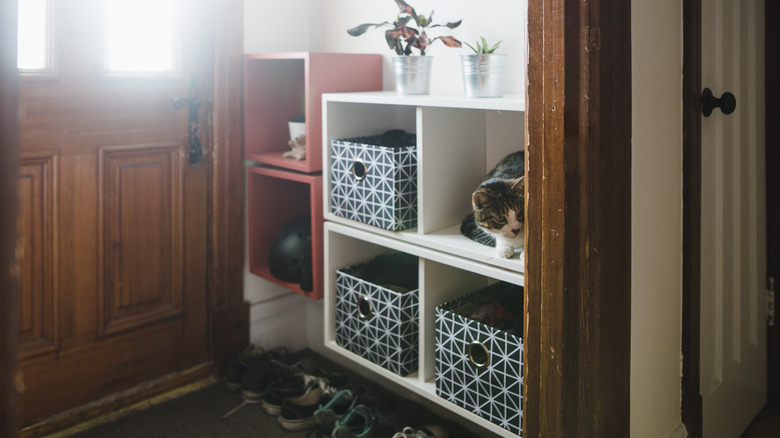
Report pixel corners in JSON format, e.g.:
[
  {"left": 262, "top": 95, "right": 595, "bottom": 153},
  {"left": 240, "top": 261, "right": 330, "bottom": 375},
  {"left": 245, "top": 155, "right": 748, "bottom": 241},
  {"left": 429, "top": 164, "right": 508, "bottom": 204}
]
[
  {"left": 18, "top": 362, "right": 215, "bottom": 438},
  {"left": 669, "top": 422, "right": 688, "bottom": 438}
]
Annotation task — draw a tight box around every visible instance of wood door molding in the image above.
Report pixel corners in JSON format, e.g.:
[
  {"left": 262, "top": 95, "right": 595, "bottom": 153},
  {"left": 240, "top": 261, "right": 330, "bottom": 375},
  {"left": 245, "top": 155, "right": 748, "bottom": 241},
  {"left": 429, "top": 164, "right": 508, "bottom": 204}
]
[
  {"left": 17, "top": 152, "right": 59, "bottom": 359},
  {"left": 97, "top": 144, "right": 184, "bottom": 337},
  {"left": 525, "top": 0, "right": 631, "bottom": 436},
  {"left": 1, "top": 2, "right": 20, "bottom": 437},
  {"left": 681, "top": 0, "right": 703, "bottom": 436},
  {"left": 208, "top": 0, "right": 249, "bottom": 373}
]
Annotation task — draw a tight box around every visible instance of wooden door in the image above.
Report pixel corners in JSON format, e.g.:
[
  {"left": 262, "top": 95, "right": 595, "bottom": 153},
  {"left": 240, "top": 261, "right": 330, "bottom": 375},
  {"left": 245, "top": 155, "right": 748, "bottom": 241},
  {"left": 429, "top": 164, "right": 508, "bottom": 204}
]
[
  {"left": 699, "top": 0, "right": 767, "bottom": 436},
  {"left": 17, "top": 0, "right": 211, "bottom": 426}
]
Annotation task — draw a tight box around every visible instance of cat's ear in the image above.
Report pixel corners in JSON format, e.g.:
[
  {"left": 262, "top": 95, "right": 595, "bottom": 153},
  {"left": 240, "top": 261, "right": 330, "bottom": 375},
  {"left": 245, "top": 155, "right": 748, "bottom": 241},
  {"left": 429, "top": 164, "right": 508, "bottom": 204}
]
[
  {"left": 510, "top": 177, "right": 525, "bottom": 194},
  {"left": 472, "top": 190, "right": 491, "bottom": 209}
]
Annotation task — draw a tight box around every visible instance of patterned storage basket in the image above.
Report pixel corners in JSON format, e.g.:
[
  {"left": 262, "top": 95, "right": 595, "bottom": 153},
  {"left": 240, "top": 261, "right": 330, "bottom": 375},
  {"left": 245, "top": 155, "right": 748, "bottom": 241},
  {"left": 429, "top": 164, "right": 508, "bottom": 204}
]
[
  {"left": 330, "top": 130, "right": 417, "bottom": 231},
  {"left": 435, "top": 282, "right": 524, "bottom": 436},
  {"left": 335, "top": 253, "right": 419, "bottom": 376}
]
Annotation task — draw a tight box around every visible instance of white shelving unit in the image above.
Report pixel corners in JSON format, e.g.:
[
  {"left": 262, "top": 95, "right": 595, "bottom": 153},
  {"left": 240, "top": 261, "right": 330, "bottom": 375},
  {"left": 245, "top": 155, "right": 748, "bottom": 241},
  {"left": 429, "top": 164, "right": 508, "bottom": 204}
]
[{"left": 321, "top": 92, "right": 525, "bottom": 437}]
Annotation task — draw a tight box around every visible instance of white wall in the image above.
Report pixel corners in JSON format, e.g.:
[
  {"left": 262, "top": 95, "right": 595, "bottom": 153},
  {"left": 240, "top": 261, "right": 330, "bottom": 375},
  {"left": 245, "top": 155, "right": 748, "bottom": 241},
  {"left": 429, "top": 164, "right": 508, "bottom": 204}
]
[
  {"left": 631, "top": 0, "right": 685, "bottom": 437},
  {"left": 245, "top": 0, "right": 525, "bottom": 94},
  {"left": 243, "top": 1, "right": 687, "bottom": 437}
]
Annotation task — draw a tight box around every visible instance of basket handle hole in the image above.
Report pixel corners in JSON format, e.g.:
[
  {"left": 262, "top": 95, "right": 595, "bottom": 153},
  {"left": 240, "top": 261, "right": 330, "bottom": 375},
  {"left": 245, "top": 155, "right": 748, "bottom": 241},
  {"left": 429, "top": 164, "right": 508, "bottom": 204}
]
[
  {"left": 351, "top": 159, "right": 367, "bottom": 181},
  {"left": 467, "top": 341, "right": 490, "bottom": 368},
  {"left": 357, "top": 295, "right": 373, "bottom": 320}
]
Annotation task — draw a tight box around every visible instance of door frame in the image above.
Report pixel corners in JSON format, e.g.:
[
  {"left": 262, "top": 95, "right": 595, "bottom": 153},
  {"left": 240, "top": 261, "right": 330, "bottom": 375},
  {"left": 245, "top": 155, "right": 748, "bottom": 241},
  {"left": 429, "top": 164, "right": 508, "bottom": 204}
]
[
  {"left": 765, "top": 0, "right": 779, "bottom": 406},
  {"left": 681, "top": 1, "right": 779, "bottom": 436},
  {"left": 525, "top": 0, "right": 631, "bottom": 435},
  {"left": 1, "top": 0, "right": 20, "bottom": 436}
]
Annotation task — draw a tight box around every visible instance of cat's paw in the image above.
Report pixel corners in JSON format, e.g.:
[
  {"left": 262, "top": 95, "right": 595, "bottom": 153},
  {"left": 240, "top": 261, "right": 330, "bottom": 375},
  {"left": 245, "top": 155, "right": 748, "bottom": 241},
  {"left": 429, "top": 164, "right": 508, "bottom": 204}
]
[{"left": 497, "top": 244, "right": 515, "bottom": 259}]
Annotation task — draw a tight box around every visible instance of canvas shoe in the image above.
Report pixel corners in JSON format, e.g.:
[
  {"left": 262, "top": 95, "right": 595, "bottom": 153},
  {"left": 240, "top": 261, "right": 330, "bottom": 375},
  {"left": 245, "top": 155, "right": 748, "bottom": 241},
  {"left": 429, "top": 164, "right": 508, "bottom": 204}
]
[
  {"left": 313, "top": 388, "right": 362, "bottom": 437},
  {"left": 262, "top": 359, "right": 351, "bottom": 415},
  {"left": 331, "top": 404, "right": 403, "bottom": 438},
  {"left": 224, "top": 344, "right": 264, "bottom": 392},
  {"left": 391, "top": 425, "right": 449, "bottom": 438},
  {"left": 239, "top": 346, "right": 289, "bottom": 403},
  {"left": 278, "top": 380, "right": 341, "bottom": 431}
]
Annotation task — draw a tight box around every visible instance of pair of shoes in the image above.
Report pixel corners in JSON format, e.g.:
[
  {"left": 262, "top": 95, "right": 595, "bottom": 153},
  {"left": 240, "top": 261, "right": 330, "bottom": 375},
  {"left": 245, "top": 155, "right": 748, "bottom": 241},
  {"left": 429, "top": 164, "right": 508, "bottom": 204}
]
[
  {"left": 391, "top": 425, "right": 449, "bottom": 438},
  {"left": 224, "top": 344, "right": 265, "bottom": 392},
  {"left": 262, "top": 358, "right": 351, "bottom": 416},
  {"left": 330, "top": 404, "right": 404, "bottom": 438},
  {"left": 239, "top": 346, "right": 289, "bottom": 403},
  {"left": 278, "top": 380, "right": 342, "bottom": 431},
  {"left": 312, "top": 388, "right": 363, "bottom": 437}
]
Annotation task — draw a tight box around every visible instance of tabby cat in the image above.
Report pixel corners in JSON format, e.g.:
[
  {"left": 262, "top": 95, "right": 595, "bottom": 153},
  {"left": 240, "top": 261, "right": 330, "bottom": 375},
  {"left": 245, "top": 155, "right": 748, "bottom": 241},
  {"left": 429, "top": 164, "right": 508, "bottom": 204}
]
[{"left": 460, "top": 151, "right": 525, "bottom": 259}]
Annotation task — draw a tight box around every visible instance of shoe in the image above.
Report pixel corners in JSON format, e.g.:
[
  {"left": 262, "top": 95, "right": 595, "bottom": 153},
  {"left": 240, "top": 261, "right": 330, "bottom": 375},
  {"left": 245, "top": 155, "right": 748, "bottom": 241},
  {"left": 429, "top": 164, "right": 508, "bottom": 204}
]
[
  {"left": 331, "top": 404, "right": 402, "bottom": 438},
  {"left": 391, "top": 425, "right": 449, "bottom": 438},
  {"left": 313, "top": 389, "right": 362, "bottom": 437},
  {"left": 224, "top": 344, "right": 264, "bottom": 392},
  {"left": 239, "top": 346, "right": 289, "bottom": 403},
  {"left": 262, "top": 358, "right": 351, "bottom": 416},
  {"left": 278, "top": 380, "right": 341, "bottom": 432}
]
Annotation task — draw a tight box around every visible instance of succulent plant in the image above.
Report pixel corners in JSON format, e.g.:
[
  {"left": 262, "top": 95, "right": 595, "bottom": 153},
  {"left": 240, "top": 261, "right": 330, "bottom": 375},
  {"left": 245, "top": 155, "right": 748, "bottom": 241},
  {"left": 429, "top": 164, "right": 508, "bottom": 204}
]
[
  {"left": 464, "top": 36, "right": 502, "bottom": 54},
  {"left": 347, "top": 0, "right": 462, "bottom": 56}
]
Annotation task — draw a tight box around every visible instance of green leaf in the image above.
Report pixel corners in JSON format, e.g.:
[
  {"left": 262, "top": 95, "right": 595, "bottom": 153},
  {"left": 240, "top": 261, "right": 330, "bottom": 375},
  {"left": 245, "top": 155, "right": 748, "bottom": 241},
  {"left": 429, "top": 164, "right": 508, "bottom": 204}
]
[{"left": 347, "top": 22, "right": 389, "bottom": 37}]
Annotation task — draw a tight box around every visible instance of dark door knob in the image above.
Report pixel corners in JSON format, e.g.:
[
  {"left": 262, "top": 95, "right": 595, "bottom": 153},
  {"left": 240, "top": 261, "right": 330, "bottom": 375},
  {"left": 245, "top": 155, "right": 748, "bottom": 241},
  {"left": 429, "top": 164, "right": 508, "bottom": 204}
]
[{"left": 701, "top": 88, "right": 736, "bottom": 117}]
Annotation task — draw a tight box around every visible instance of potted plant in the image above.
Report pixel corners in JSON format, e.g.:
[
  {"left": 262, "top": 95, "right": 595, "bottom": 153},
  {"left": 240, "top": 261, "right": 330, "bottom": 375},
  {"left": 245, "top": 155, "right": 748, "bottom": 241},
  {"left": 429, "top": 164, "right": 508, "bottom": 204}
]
[
  {"left": 347, "top": 0, "right": 462, "bottom": 95},
  {"left": 460, "top": 36, "right": 508, "bottom": 98}
]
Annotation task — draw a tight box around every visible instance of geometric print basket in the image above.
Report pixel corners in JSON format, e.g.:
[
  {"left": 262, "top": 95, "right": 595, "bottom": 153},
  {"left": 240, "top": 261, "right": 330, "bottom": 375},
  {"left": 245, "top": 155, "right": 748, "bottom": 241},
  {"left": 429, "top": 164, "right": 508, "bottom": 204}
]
[
  {"left": 335, "top": 263, "right": 419, "bottom": 376},
  {"left": 330, "top": 130, "right": 417, "bottom": 231},
  {"left": 435, "top": 282, "right": 524, "bottom": 436}
]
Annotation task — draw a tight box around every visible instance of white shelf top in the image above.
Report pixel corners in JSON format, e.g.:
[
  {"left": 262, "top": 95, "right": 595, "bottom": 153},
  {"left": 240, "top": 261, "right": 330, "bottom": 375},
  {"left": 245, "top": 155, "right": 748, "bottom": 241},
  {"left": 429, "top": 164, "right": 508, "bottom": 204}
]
[{"left": 323, "top": 91, "right": 525, "bottom": 112}]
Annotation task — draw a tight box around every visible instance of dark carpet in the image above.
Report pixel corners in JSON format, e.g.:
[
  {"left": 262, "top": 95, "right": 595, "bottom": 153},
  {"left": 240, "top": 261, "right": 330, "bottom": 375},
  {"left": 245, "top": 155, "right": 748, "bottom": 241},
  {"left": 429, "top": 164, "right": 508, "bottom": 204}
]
[
  {"left": 68, "top": 381, "right": 309, "bottom": 438},
  {"left": 62, "top": 350, "right": 488, "bottom": 438}
]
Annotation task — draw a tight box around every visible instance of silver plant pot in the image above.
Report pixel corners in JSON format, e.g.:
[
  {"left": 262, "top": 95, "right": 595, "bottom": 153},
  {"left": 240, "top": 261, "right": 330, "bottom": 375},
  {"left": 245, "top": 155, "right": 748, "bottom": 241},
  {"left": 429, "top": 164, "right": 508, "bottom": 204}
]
[
  {"left": 392, "top": 56, "right": 433, "bottom": 95},
  {"left": 460, "top": 53, "right": 508, "bottom": 98}
]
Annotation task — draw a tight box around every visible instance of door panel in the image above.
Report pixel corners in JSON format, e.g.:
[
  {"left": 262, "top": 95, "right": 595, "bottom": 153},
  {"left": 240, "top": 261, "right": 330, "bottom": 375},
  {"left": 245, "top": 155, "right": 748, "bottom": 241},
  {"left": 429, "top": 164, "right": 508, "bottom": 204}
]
[
  {"left": 17, "top": 0, "right": 211, "bottom": 425},
  {"left": 700, "top": 0, "right": 767, "bottom": 436},
  {"left": 17, "top": 152, "right": 58, "bottom": 360}
]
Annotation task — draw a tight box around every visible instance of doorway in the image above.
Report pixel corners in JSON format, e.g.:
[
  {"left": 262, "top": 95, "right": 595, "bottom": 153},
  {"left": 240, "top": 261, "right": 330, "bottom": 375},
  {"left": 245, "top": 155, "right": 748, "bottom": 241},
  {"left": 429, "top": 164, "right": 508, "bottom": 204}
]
[
  {"left": 682, "top": 1, "right": 778, "bottom": 437},
  {"left": 8, "top": 0, "right": 247, "bottom": 434}
]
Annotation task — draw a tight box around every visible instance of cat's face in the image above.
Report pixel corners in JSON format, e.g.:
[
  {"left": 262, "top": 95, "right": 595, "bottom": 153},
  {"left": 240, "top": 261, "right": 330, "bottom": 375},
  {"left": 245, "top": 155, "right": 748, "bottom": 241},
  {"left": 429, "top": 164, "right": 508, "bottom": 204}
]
[{"left": 472, "top": 177, "right": 525, "bottom": 239}]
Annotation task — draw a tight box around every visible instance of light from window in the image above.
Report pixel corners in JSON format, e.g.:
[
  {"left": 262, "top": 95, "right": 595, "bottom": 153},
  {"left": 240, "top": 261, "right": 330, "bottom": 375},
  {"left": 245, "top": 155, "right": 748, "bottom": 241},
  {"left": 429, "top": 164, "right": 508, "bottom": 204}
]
[
  {"left": 105, "top": 0, "right": 180, "bottom": 74},
  {"left": 17, "top": 0, "right": 48, "bottom": 71}
]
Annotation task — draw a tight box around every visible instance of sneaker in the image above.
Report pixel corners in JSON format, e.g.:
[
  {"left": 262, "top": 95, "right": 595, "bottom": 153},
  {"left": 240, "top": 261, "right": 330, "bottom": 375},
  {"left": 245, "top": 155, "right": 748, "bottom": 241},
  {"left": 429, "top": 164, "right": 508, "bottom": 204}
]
[
  {"left": 224, "top": 344, "right": 264, "bottom": 392},
  {"left": 278, "top": 381, "right": 341, "bottom": 432},
  {"left": 313, "top": 389, "right": 362, "bottom": 437},
  {"left": 391, "top": 425, "right": 449, "bottom": 438},
  {"left": 239, "top": 346, "right": 289, "bottom": 403},
  {"left": 262, "top": 359, "right": 351, "bottom": 416},
  {"left": 331, "top": 404, "right": 403, "bottom": 438}
]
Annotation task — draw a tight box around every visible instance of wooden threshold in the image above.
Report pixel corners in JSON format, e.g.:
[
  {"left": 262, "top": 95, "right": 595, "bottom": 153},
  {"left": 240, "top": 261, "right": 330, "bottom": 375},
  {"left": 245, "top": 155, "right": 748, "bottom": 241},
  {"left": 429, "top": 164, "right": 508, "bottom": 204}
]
[{"left": 19, "top": 362, "right": 216, "bottom": 438}]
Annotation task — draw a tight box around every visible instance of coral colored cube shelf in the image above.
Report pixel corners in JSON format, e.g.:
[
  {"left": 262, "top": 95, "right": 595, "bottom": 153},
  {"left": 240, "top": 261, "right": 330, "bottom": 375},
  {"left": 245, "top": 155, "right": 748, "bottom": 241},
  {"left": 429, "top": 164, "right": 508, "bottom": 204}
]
[
  {"left": 247, "top": 166, "right": 324, "bottom": 299},
  {"left": 243, "top": 52, "right": 383, "bottom": 173}
]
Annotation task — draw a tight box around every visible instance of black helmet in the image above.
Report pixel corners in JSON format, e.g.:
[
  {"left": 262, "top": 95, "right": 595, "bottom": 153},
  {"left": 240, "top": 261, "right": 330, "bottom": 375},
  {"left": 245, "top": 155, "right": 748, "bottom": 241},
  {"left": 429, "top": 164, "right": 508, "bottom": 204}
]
[{"left": 269, "top": 216, "right": 312, "bottom": 285}]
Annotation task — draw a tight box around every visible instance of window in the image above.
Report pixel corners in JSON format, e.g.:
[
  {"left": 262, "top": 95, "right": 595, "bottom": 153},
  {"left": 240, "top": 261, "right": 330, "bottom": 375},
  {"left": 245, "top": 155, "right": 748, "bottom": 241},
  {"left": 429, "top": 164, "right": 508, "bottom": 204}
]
[
  {"left": 105, "top": 0, "right": 181, "bottom": 76},
  {"left": 17, "top": 0, "right": 50, "bottom": 72}
]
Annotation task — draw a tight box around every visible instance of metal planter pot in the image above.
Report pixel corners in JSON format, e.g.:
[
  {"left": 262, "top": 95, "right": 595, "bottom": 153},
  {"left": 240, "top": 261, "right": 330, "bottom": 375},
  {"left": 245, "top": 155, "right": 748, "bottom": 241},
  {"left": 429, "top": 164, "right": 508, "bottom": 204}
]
[
  {"left": 460, "top": 53, "right": 508, "bottom": 98},
  {"left": 392, "top": 56, "right": 433, "bottom": 95}
]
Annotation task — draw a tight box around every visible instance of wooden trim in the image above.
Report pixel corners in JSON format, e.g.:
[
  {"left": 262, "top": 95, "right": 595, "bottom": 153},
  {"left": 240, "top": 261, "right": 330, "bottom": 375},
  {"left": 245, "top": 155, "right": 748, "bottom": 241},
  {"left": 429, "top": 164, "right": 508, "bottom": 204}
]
[
  {"left": 525, "top": 0, "right": 631, "bottom": 436},
  {"left": 681, "top": 0, "right": 703, "bottom": 436},
  {"left": 208, "top": 0, "right": 249, "bottom": 373},
  {"left": 0, "top": 1, "right": 20, "bottom": 437},
  {"left": 767, "top": 0, "right": 780, "bottom": 405},
  {"left": 18, "top": 363, "right": 215, "bottom": 438}
]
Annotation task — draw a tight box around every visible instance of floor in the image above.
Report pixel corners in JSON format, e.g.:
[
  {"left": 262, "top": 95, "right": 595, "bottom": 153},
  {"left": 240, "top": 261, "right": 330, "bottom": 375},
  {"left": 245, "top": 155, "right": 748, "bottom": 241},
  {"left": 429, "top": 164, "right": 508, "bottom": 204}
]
[
  {"left": 742, "top": 403, "right": 780, "bottom": 438},
  {"left": 41, "top": 350, "right": 488, "bottom": 438}
]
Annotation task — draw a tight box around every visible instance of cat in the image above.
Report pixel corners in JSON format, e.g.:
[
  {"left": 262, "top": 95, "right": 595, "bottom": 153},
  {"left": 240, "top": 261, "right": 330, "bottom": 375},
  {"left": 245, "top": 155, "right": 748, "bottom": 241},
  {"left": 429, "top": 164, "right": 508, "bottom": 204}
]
[{"left": 460, "top": 150, "right": 525, "bottom": 259}]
